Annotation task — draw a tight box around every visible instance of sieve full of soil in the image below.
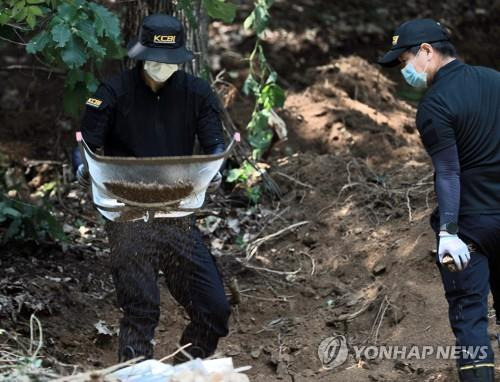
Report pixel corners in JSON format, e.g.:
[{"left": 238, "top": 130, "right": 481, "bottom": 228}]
[{"left": 104, "top": 180, "right": 194, "bottom": 203}]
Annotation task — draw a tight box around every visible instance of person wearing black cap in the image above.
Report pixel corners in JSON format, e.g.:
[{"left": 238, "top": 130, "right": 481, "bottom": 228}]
[
  {"left": 379, "top": 18, "right": 500, "bottom": 382},
  {"left": 73, "top": 14, "right": 230, "bottom": 363}
]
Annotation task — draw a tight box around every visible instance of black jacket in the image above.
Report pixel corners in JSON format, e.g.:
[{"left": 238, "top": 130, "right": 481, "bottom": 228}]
[{"left": 80, "top": 65, "right": 225, "bottom": 158}]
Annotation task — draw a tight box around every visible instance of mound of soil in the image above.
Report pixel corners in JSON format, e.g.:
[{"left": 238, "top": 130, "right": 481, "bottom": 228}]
[{"left": 275, "top": 56, "right": 421, "bottom": 168}]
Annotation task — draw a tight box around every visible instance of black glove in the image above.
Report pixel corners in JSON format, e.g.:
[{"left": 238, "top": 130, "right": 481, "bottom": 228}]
[
  {"left": 207, "top": 172, "right": 222, "bottom": 192},
  {"left": 76, "top": 164, "right": 90, "bottom": 189}
]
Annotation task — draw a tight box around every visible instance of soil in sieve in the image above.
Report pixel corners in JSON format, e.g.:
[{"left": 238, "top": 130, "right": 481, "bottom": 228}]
[{"left": 104, "top": 180, "right": 194, "bottom": 203}]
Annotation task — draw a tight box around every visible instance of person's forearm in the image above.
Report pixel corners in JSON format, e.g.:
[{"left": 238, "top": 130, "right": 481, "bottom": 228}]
[{"left": 431, "top": 144, "right": 461, "bottom": 227}]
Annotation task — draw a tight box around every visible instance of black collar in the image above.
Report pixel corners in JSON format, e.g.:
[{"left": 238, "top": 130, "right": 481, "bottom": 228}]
[{"left": 433, "top": 59, "right": 464, "bottom": 84}]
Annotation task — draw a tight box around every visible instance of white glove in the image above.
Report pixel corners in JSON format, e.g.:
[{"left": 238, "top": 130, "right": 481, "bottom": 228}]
[
  {"left": 438, "top": 232, "right": 470, "bottom": 272},
  {"left": 76, "top": 164, "right": 90, "bottom": 189}
]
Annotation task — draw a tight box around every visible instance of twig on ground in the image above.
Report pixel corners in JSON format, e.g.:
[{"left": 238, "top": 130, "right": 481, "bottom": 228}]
[
  {"left": 300, "top": 251, "right": 316, "bottom": 276},
  {"left": 158, "top": 343, "right": 193, "bottom": 363},
  {"left": 240, "top": 293, "right": 294, "bottom": 302},
  {"left": 28, "top": 314, "right": 43, "bottom": 359},
  {"left": 327, "top": 301, "right": 373, "bottom": 323},
  {"left": 273, "top": 171, "right": 314, "bottom": 189},
  {"left": 246, "top": 220, "right": 310, "bottom": 260},
  {"left": 235, "top": 257, "right": 302, "bottom": 276},
  {"left": 367, "top": 295, "right": 394, "bottom": 345}
]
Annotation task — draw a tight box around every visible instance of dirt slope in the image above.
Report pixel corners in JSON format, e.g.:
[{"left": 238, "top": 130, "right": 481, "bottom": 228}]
[{"left": 4, "top": 55, "right": 498, "bottom": 382}]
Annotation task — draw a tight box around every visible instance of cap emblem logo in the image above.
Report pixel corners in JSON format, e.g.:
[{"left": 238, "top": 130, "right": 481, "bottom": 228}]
[
  {"left": 153, "top": 35, "right": 176, "bottom": 44},
  {"left": 392, "top": 35, "right": 399, "bottom": 45}
]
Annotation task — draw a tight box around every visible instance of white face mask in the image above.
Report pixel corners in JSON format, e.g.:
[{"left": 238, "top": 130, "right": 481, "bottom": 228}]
[{"left": 143, "top": 61, "right": 178, "bottom": 83}]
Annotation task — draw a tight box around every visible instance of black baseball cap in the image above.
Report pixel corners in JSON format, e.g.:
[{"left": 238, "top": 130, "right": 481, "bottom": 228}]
[
  {"left": 378, "top": 18, "right": 450, "bottom": 67},
  {"left": 127, "top": 14, "right": 194, "bottom": 64}
]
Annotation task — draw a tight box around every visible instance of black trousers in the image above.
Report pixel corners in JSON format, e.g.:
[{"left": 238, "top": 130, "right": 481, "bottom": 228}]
[
  {"left": 105, "top": 216, "right": 230, "bottom": 361},
  {"left": 432, "top": 210, "right": 500, "bottom": 367}
]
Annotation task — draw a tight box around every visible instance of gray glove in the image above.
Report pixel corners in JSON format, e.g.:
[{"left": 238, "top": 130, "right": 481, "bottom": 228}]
[
  {"left": 76, "top": 164, "right": 90, "bottom": 189},
  {"left": 207, "top": 172, "right": 222, "bottom": 193}
]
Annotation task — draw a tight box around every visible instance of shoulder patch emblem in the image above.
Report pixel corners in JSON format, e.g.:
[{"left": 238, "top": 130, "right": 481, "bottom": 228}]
[{"left": 86, "top": 98, "right": 103, "bottom": 108}]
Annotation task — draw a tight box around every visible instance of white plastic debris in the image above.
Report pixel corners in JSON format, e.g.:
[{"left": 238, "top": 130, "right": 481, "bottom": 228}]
[{"left": 111, "top": 358, "right": 251, "bottom": 382}]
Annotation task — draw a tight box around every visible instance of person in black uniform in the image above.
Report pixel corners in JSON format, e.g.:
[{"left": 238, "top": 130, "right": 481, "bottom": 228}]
[
  {"left": 73, "top": 14, "right": 230, "bottom": 363},
  {"left": 379, "top": 19, "right": 500, "bottom": 382}
]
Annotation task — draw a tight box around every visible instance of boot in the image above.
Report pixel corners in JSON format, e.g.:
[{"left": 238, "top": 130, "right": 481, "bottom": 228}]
[
  {"left": 118, "top": 344, "right": 151, "bottom": 363},
  {"left": 119, "top": 345, "right": 137, "bottom": 362},
  {"left": 458, "top": 364, "right": 495, "bottom": 382}
]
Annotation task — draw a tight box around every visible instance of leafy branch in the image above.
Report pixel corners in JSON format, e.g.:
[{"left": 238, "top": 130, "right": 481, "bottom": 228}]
[
  {"left": 242, "top": 0, "right": 285, "bottom": 160},
  {"left": 226, "top": 0, "right": 285, "bottom": 202},
  {"left": 1, "top": 0, "right": 124, "bottom": 115}
]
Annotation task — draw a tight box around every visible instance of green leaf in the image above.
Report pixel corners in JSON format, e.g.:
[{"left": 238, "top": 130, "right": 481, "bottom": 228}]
[
  {"left": 26, "top": 13, "right": 35, "bottom": 28},
  {"left": 75, "top": 18, "right": 106, "bottom": 57},
  {"left": 56, "top": 2, "right": 77, "bottom": 22},
  {"left": 2, "top": 206, "right": 22, "bottom": 218},
  {"left": 247, "top": 110, "right": 273, "bottom": 158},
  {"left": 226, "top": 168, "right": 244, "bottom": 183},
  {"left": 242, "top": 74, "right": 260, "bottom": 96},
  {"left": 27, "top": 5, "right": 42, "bottom": 15},
  {"left": 51, "top": 23, "right": 71, "bottom": 47},
  {"left": 27, "top": 0, "right": 46, "bottom": 4},
  {"left": 25, "top": 5, "right": 42, "bottom": 28},
  {"left": 4, "top": 218, "right": 22, "bottom": 242},
  {"left": 243, "top": 12, "right": 254, "bottom": 30},
  {"left": 0, "top": 13, "right": 10, "bottom": 25},
  {"left": 266, "top": 71, "right": 277, "bottom": 84},
  {"left": 253, "top": 4, "right": 270, "bottom": 34},
  {"left": 12, "top": 0, "right": 26, "bottom": 17},
  {"left": 38, "top": 181, "right": 57, "bottom": 193},
  {"left": 89, "top": 2, "right": 120, "bottom": 39},
  {"left": 249, "top": 127, "right": 273, "bottom": 150},
  {"left": 26, "top": 30, "right": 50, "bottom": 53},
  {"left": 247, "top": 109, "right": 269, "bottom": 133},
  {"left": 14, "top": 7, "right": 28, "bottom": 22},
  {"left": 61, "top": 36, "right": 86, "bottom": 68},
  {"left": 257, "top": 44, "right": 267, "bottom": 71},
  {"left": 204, "top": 0, "right": 236, "bottom": 23},
  {"left": 259, "top": 83, "right": 285, "bottom": 109}
]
